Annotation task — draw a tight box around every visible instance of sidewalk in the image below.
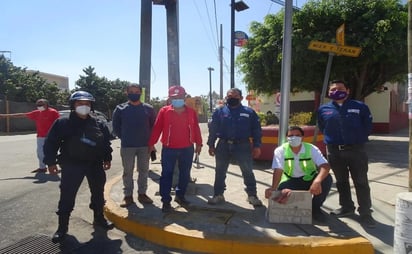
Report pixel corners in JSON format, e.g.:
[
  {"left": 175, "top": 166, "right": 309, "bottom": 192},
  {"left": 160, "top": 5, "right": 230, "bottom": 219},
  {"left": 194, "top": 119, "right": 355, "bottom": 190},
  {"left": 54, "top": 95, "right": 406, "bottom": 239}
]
[{"left": 104, "top": 124, "right": 408, "bottom": 254}]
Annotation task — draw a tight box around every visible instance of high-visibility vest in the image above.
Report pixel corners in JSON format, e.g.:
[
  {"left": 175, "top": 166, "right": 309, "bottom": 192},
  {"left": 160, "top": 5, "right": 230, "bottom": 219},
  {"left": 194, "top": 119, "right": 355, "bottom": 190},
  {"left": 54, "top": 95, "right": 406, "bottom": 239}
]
[{"left": 280, "top": 142, "right": 317, "bottom": 184}]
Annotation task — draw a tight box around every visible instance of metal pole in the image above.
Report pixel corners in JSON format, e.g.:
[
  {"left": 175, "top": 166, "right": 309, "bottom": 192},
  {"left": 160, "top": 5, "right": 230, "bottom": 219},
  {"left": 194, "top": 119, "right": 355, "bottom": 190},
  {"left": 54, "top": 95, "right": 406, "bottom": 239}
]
[
  {"left": 408, "top": 0, "right": 412, "bottom": 191},
  {"left": 139, "top": 0, "right": 152, "bottom": 102},
  {"left": 230, "top": 0, "right": 235, "bottom": 89},
  {"left": 313, "top": 52, "right": 334, "bottom": 144},
  {"left": 166, "top": 0, "right": 180, "bottom": 87},
  {"left": 208, "top": 67, "right": 214, "bottom": 113},
  {"left": 219, "top": 24, "right": 224, "bottom": 99},
  {"left": 278, "top": 0, "right": 293, "bottom": 146}
]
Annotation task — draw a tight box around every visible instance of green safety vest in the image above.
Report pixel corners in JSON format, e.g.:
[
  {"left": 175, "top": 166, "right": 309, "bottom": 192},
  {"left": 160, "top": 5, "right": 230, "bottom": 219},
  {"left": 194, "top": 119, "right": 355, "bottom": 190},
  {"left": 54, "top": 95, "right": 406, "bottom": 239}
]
[{"left": 280, "top": 142, "right": 317, "bottom": 184}]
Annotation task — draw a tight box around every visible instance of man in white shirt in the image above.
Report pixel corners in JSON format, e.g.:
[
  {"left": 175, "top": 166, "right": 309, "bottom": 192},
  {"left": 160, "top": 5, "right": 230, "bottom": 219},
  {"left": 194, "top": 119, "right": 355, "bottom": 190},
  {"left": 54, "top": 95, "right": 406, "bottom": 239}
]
[{"left": 265, "top": 126, "right": 332, "bottom": 222}]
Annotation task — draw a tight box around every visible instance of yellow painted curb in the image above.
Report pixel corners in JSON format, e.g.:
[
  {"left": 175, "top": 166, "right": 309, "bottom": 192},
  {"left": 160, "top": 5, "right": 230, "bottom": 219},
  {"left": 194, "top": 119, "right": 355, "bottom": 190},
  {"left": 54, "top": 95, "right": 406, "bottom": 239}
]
[{"left": 104, "top": 175, "right": 374, "bottom": 254}]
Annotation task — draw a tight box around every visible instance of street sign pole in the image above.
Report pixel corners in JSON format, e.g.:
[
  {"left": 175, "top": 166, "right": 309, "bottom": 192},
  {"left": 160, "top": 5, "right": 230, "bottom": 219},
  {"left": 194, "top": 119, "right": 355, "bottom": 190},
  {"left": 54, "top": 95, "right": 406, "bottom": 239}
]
[{"left": 313, "top": 52, "right": 334, "bottom": 144}]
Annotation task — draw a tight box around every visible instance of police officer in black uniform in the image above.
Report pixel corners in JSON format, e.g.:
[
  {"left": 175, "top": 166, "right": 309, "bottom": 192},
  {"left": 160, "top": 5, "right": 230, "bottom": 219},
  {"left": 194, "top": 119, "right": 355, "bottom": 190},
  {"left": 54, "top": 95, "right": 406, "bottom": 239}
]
[{"left": 44, "top": 91, "right": 114, "bottom": 243}]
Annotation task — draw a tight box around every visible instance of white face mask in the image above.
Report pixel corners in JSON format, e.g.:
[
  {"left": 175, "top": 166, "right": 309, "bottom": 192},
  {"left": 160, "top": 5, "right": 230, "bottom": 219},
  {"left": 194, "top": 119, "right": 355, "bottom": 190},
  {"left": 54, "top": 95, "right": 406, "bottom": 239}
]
[
  {"left": 37, "top": 106, "right": 45, "bottom": 111},
  {"left": 75, "top": 105, "right": 91, "bottom": 116},
  {"left": 287, "top": 136, "right": 302, "bottom": 147}
]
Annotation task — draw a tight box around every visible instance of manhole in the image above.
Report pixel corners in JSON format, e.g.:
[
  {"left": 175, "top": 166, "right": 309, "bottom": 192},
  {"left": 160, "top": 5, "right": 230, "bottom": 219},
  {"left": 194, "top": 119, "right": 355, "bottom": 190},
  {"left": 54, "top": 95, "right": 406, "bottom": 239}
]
[{"left": 0, "top": 234, "right": 62, "bottom": 254}]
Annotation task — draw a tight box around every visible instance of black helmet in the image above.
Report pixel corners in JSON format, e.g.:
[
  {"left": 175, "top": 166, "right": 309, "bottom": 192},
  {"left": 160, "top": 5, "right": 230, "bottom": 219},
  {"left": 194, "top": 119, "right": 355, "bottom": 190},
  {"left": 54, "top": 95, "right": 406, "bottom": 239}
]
[{"left": 69, "top": 91, "right": 95, "bottom": 110}]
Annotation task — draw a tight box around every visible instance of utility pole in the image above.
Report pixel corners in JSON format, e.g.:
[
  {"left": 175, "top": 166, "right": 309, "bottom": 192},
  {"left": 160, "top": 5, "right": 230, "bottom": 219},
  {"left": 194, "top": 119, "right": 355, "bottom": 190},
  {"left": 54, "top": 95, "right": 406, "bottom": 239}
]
[
  {"left": 208, "top": 67, "right": 214, "bottom": 113},
  {"left": 408, "top": 0, "right": 412, "bottom": 192},
  {"left": 278, "top": 0, "right": 293, "bottom": 146},
  {"left": 139, "top": 0, "right": 152, "bottom": 102},
  {"left": 230, "top": 0, "right": 235, "bottom": 89},
  {"left": 219, "top": 24, "right": 223, "bottom": 99},
  {"left": 394, "top": 2, "right": 412, "bottom": 253},
  {"left": 165, "top": 0, "right": 180, "bottom": 87}
]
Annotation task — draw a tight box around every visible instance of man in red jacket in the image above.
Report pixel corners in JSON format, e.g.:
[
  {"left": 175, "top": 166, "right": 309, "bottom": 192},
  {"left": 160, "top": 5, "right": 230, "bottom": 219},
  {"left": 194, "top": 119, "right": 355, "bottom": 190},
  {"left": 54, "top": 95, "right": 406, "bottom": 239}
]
[
  {"left": 148, "top": 86, "right": 202, "bottom": 213},
  {"left": 0, "top": 99, "right": 60, "bottom": 173}
]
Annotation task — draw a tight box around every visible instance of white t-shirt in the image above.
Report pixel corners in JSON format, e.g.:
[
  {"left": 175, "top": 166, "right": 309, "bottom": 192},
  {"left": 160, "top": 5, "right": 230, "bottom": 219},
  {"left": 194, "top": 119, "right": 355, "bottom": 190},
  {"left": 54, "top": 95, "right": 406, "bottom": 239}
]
[{"left": 271, "top": 143, "right": 328, "bottom": 178}]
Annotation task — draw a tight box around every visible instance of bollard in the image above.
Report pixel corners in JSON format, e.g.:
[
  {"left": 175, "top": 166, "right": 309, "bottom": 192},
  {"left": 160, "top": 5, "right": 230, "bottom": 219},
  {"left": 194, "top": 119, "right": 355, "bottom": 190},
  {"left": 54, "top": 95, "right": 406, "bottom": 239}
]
[{"left": 394, "top": 192, "right": 412, "bottom": 254}]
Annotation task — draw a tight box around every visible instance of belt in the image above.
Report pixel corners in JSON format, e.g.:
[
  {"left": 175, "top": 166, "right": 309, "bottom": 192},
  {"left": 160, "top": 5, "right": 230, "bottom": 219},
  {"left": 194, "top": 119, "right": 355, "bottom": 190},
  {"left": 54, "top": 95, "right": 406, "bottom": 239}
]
[
  {"left": 327, "top": 144, "right": 363, "bottom": 151},
  {"left": 219, "top": 138, "right": 250, "bottom": 144}
]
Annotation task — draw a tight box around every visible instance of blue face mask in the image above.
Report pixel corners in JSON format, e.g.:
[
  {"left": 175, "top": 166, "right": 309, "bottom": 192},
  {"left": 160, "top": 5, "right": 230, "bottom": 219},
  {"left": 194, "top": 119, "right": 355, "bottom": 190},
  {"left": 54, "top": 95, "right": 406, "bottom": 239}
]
[
  {"left": 128, "top": 93, "right": 141, "bottom": 102},
  {"left": 171, "top": 99, "right": 185, "bottom": 108}
]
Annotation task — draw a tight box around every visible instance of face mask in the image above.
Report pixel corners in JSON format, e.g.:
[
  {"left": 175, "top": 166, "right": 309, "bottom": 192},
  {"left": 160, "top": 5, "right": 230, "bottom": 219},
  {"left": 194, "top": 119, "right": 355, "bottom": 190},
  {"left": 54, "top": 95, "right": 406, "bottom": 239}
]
[
  {"left": 75, "top": 105, "right": 91, "bottom": 116},
  {"left": 329, "top": 90, "right": 347, "bottom": 100},
  {"left": 128, "top": 93, "right": 141, "bottom": 102},
  {"left": 287, "top": 136, "right": 302, "bottom": 147},
  {"left": 37, "top": 106, "right": 45, "bottom": 111},
  {"left": 226, "top": 97, "right": 240, "bottom": 107},
  {"left": 171, "top": 99, "right": 185, "bottom": 108}
]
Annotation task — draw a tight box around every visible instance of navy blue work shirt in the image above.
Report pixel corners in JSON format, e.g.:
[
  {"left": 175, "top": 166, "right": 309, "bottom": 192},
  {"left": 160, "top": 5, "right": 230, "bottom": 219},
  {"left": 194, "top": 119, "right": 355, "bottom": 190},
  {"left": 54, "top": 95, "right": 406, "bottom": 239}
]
[
  {"left": 317, "top": 99, "right": 373, "bottom": 145},
  {"left": 207, "top": 104, "right": 262, "bottom": 148}
]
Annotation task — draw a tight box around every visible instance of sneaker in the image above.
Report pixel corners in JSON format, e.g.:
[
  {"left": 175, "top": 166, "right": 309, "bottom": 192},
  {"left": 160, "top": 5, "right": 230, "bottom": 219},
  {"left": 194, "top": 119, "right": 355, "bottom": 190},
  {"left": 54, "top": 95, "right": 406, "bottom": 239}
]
[
  {"left": 208, "top": 195, "right": 225, "bottom": 205},
  {"left": 93, "top": 218, "right": 115, "bottom": 230},
  {"left": 360, "top": 214, "right": 376, "bottom": 228},
  {"left": 31, "top": 168, "right": 47, "bottom": 173},
  {"left": 120, "top": 196, "right": 135, "bottom": 208},
  {"left": 162, "top": 203, "right": 173, "bottom": 213},
  {"left": 174, "top": 196, "right": 190, "bottom": 206},
  {"left": 312, "top": 209, "right": 327, "bottom": 223},
  {"left": 247, "top": 196, "right": 263, "bottom": 206},
  {"left": 138, "top": 194, "right": 153, "bottom": 204},
  {"left": 330, "top": 207, "right": 355, "bottom": 217}
]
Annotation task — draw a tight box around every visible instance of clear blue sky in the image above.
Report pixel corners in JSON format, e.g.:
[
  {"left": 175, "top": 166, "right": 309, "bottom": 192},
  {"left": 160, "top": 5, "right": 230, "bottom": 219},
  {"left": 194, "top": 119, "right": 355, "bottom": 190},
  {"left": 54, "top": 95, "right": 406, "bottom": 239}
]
[{"left": 1, "top": 0, "right": 306, "bottom": 99}]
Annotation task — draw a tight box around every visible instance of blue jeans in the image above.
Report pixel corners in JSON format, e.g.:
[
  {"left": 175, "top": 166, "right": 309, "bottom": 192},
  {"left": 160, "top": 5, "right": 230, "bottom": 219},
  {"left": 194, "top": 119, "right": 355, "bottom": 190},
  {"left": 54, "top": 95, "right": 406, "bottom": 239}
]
[
  {"left": 278, "top": 174, "right": 333, "bottom": 212},
  {"left": 213, "top": 140, "right": 257, "bottom": 196},
  {"left": 160, "top": 146, "right": 194, "bottom": 204}
]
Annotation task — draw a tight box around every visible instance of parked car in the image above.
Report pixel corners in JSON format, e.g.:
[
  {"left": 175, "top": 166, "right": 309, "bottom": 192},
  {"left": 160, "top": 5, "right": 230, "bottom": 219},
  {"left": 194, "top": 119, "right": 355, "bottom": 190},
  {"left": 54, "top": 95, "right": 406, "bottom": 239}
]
[{"left": 58, "top": 110, "right": 115, "bottom": 139}]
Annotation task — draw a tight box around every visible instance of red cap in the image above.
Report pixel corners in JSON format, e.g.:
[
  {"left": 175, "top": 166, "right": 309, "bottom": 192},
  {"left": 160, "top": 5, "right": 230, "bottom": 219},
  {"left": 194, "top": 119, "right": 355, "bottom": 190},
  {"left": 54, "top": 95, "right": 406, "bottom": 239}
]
[{"left": 168, "top": 86, "right": 186, "bottom": 97}]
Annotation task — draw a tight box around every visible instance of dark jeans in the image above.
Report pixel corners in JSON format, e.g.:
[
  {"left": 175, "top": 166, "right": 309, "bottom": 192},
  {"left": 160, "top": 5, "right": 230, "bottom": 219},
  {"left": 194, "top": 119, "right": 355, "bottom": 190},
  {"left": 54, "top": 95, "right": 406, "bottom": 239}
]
[
  {"left": 327, "top": 145, "right": 372, "bottom": 216},
  {"left": 278, "top": 174, "right": 332, "bottom": 212},
  {"left": 57, "top": 161, "right": 106, "bottom": 216},
  {"left": 160, "top": 146, "right": 194, "bottom": 204},
  {"left": 213, "top": 140, "right": 257, "bottom": 196}
]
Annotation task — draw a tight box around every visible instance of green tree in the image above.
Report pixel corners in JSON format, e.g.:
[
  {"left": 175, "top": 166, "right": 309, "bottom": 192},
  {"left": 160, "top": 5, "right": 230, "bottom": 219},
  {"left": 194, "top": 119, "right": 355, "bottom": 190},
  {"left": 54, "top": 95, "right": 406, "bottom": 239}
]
[
  {"left": 237, "top": 0, "right": 407, "bottom": 100},
  {"left": 75, "top": 66, "right": 130, "bottom": 117},
  {"left": 0, "top": 55, "right": 67, "bottom": 105}
]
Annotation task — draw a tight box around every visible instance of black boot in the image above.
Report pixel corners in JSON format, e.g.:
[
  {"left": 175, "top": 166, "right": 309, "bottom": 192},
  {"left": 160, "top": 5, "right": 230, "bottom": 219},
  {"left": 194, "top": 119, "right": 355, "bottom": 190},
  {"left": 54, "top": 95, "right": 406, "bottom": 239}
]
[
  {"left": 93, "top": 212, "right": 114, "bottom": 230},
  {"left": 52, "top": 215, "right": 69, "bottom": 243}
]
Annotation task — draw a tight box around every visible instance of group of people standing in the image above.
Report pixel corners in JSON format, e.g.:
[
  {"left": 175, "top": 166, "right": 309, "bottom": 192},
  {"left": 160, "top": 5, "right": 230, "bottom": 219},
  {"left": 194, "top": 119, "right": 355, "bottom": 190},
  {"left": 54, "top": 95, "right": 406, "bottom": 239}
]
[{"left": 0, "top": 78, "right": 376, "bottom": 244}]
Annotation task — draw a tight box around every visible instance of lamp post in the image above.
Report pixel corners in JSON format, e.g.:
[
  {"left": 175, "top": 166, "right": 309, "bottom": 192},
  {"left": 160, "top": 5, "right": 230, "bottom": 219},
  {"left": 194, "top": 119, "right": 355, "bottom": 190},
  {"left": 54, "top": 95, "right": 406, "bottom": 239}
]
[
  {"left": 208, "top": 67, "right": 214, "bottom": 113},
  {"left": 230, "top": 0, "right": 249, "bottom": 88}
]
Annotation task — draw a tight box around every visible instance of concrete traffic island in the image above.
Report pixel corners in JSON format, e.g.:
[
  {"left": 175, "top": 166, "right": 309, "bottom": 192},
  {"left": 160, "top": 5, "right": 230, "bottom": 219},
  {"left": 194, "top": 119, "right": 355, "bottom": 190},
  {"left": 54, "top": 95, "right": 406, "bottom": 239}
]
[{"left": 104, "top": 168, "right": 374, "bottom": 254}]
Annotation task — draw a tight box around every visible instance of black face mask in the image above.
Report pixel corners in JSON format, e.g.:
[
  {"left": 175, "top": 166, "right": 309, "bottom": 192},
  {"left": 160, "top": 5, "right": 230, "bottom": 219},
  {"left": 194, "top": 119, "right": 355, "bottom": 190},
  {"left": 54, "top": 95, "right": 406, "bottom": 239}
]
[
  {"left": 128, "top": 93, "right": 141, "bottom": 102},
  {"left": 226, "top": 97, "right": 240, "bottom": 107}
]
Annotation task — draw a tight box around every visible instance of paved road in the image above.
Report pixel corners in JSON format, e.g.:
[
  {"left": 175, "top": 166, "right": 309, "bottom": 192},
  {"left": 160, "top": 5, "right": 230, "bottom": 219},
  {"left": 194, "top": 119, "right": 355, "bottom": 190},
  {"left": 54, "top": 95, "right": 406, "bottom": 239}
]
[
  {"left": 0, "top": 133, "right": 193, "bottom": 254},
  {"left": 0, "top": 125, "right": 409, "bottom": 253}
]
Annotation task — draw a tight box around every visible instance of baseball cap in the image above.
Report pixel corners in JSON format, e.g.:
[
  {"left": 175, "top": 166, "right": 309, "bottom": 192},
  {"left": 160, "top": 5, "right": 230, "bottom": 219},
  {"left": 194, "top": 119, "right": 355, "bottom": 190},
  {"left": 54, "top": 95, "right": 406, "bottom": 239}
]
[{"left": 168, "top": 86, "right": 186, "bottom": 97}]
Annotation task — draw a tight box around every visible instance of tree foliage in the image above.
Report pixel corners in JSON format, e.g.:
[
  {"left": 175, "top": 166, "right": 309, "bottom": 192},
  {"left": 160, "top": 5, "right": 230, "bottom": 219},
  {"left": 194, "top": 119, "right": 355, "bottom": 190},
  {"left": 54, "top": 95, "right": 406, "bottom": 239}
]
[
  {"left": 74, "top": 66, "right": 128, "bottom": 117},
  {"left": 237, "top": 0, "right": 407, "bottom": 100},
  {"left": 0, "top": 55, "right": 68, "bottom": 105}
]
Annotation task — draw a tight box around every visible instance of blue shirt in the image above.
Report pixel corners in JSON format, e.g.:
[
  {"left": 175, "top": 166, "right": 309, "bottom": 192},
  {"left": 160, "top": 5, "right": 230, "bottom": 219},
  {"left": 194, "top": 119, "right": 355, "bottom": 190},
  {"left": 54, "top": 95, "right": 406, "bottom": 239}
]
[
  {"left": 317, "top": 99, "right": 372, "bottom": 145},
  {"left": 207, "top": 104, "right": 262, "bottom": 148},
  {"left": 112, "top": 102, "right": 155, "bottom": 147}
]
